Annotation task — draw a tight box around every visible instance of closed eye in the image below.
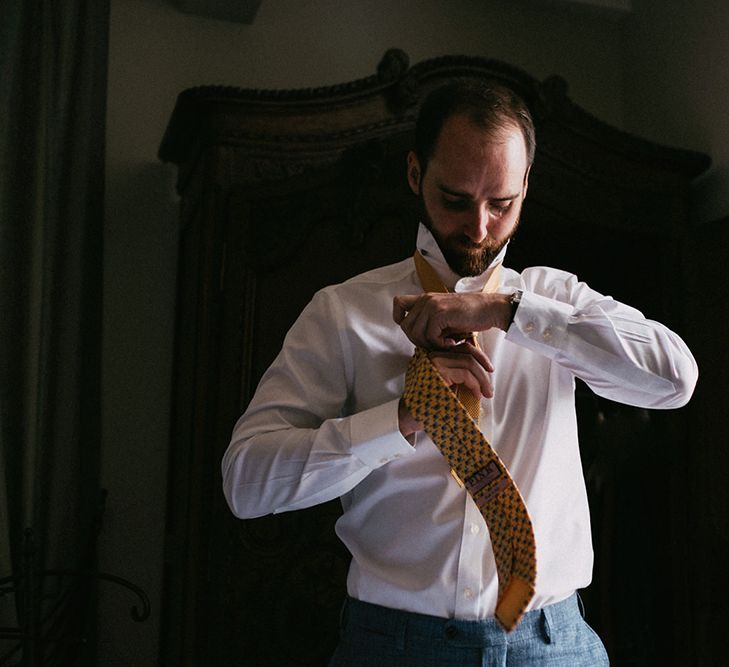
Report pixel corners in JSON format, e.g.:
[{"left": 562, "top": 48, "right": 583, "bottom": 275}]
[
  {"left": 441, "top": 196, "right": 470, "bottom": 211},
  {"left": 489, "top": 201, "right": 513, "bottom": 216}
]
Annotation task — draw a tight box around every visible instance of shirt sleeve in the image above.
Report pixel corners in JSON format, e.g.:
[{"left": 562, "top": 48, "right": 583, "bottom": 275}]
[
  {"left": 221, "top": 288, "right": 415, "bottom": 519},
  {"left": 504, "top": 267, "right": 698, "bottom": 409}
]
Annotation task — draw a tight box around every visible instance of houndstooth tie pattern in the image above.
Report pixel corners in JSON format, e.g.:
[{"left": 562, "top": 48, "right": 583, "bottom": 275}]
[{"left": 404, "top": 251, "right": 537, "bottom": 631}]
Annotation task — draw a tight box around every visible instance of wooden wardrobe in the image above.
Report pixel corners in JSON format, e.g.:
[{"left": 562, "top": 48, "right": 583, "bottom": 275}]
[{"left": 158, "top": 50, "right": 709, "bottom": 666}]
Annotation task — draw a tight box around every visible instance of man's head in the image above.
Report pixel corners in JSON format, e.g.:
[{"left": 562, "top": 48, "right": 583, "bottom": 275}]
[{"left": 407, "top": 80, "right": 535, "bottom": 277}]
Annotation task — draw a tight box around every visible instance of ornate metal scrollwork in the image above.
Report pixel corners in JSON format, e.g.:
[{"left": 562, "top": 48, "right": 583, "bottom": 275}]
[{"left": 0, "top": 529, "right": 149, "bottom": 665}]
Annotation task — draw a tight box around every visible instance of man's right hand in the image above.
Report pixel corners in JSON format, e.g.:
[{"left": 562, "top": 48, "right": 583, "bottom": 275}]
[
  {"left": 429, "top": 341, "right": 494, "bottom": 399},
  {"left": 398, "top": 341, "right": 494, "bottom": 438}
]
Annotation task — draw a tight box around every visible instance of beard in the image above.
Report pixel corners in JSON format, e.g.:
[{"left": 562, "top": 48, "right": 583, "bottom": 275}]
[{"left": 418, "top": 197, "right": 520, "bottom": 277}]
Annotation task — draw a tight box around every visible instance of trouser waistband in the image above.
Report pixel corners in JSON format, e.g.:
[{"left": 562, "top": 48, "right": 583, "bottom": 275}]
[{"left": 342, "top": 593, "right": 581, "bottom": 649}]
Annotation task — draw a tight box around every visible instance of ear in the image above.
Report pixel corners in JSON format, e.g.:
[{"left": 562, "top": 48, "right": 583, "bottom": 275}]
[
  {"left": 522, "top": 164, "right": 531, "bottom": 199},
  {"left": 406, "top": 151, "right": 422, "bottom": 195}
]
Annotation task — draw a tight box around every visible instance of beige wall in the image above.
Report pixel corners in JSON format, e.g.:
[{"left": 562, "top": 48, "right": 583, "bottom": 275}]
[{"left": 102, "top": 0, "right": 637, "bottom": 664}]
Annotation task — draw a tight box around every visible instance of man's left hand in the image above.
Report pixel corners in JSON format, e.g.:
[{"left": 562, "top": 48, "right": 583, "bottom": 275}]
[{"left": 393, "top": 292, "right": 512, "bottom": 349}]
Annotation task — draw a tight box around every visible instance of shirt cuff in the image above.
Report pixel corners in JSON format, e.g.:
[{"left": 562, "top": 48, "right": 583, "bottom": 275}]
[
  {"left": 505, "top": 290, "right": 574, "bottom": 357},
  {"left": 349, "top": 398, "right": 416, "bottom": 469}
]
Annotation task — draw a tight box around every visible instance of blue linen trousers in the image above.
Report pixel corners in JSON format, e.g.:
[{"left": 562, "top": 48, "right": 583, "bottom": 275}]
[{"left": 329, "top": 593, "right": 609, "bottom": 666}]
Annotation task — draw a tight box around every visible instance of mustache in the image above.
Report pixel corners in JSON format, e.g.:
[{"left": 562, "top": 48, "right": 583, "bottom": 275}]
[{"left": 453, "top": 236, "right": 499, "bottom": 251}]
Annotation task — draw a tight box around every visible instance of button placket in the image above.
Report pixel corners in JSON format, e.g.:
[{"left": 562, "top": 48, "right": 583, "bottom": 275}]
[{"left": 454, "top": 495, "right": 485, "bottom": 617}]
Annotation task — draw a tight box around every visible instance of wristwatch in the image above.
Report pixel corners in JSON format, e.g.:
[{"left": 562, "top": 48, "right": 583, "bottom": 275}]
[{"left": 508, "top": 289, "right": 523, "bottom": 326}]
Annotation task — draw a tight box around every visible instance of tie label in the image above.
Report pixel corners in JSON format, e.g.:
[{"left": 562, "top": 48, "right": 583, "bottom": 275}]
[{"left": 464, "top": 460, "right": 508, "bottom": 507}]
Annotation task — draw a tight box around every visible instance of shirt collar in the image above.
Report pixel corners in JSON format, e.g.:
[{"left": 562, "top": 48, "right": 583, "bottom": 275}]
[{"left": 415, "top": 223, "right": 507, "bottom": 293}]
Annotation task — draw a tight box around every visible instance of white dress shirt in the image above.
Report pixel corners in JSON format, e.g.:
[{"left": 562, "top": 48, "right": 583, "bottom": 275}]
[{"left": 222, "top": 224, "right": 697, "bottom": 620}]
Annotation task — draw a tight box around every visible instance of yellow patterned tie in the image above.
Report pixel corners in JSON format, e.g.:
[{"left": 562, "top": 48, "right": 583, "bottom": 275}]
[{"left": 403, "top": 251, "right": 537, "bottom": 631}]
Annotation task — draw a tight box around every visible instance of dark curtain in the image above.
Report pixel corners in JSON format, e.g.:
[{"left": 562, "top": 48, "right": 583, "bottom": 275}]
[{"left": 0, "top": 1, "right": 109, "bottom": 664}]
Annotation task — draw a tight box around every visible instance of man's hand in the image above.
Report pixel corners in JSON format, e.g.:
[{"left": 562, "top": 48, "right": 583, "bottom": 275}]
[
  {"left": 393, "top": 292, "right": 512, "bottom": 349},
  {"left": 398, "top": 342, "right": 494, "bottom": 438}
]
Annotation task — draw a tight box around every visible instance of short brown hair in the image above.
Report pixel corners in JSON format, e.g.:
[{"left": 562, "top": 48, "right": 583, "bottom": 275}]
[{"left": 415, "top": 79, "right": 536, "bottom": 171}]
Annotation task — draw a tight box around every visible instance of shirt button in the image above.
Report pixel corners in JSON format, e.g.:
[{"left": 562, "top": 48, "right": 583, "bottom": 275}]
[
  {"left": 542, "top": 327, "right": 553, "bottom": 340},
  {"left": 463, "top": 587, "right": 474, "bottom": 599},
  {"left": 524, "top": 321, "right": 535, "bottom": 333},
  {"left": 469, "top": 523, "right": 480, "bottom": 534}
]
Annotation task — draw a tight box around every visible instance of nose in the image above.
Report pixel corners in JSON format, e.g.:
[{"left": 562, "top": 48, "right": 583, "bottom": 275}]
[{"left": 464, "top": 204, "right": 490, "bottom": 244}]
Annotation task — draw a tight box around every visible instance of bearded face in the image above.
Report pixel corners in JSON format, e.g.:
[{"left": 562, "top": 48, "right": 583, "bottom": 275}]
[
  {"left": 407, "top": 115, "right": 530, "bottom": 278},
  {"left": 418, "top": 193, "right": 520, "bottom": 276}
]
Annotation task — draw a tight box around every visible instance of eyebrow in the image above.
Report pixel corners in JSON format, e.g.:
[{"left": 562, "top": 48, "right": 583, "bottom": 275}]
[{"left": 438, "top": 184, "right": 519, "bottom": 202}]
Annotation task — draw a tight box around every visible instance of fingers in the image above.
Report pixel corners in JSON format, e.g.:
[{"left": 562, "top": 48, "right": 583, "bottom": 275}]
[
  {"left": 429, "top": 343, "right": 494, "bottom": 399},
  {"left": 394, "top": 294, "right": 450, "bottom": 348},
  {"left": 393, "top": 292, "right": 494, "bottom": 349},
  {"left": 431, "top": 356, "right": 493, "bottom": 399},
  {"left": 395, "top": 294, "right": 497, "bottom": 397},
  {"left": 393, "top": 293, "right": 456, "bottom": 349},
  {"left": 458, "top": 341, "right": 494, "bottom": 373},
  {"left": 393, "top": 295, "right": 419, "bottom": 324}
]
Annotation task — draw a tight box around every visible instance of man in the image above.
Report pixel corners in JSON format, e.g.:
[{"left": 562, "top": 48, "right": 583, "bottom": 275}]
[{"left": 222, "top": 81, "right": 697, "bottom": 665}]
